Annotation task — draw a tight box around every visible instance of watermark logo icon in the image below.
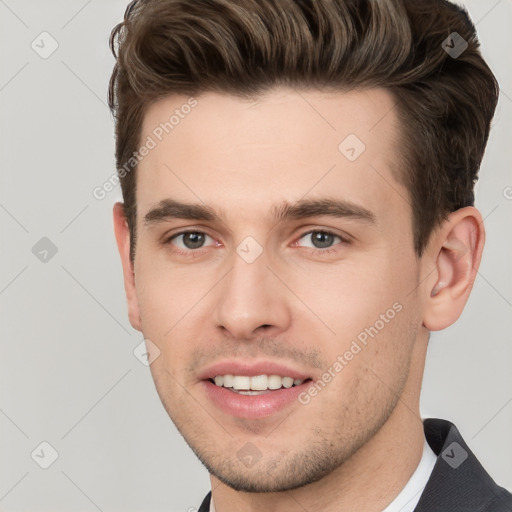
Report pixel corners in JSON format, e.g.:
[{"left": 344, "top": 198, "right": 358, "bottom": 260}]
[
  {"left": 442, "top": 32, "right": 468, "bottom": 59},
  {"left": 32, "top": 237, "right": 58, "bottom": 263},
  {"left": 338, "top": 134, "right": 366, "bottom": 161},
  {"left": 31, "top": 441, "right": 59, "bottom": 469},
  {"left": 237, "top": 442, "right": 262, "bottom": 468},
  {"left": 133, "top": 339, "right": 161, "bottom": 366},
  {"left": 236, "top": 236, "right": 263, "bottom": 264},
  {"left": 441, "top": 441, "right": 468, "bottom": 469},
  {"left": 31, "top": 32, "right": 59, "bottom": 59}
]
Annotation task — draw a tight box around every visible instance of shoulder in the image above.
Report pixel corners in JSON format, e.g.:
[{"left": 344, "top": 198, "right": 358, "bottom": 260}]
[{"left": 415, "top": 418, "right": 512, "bottom": 512}]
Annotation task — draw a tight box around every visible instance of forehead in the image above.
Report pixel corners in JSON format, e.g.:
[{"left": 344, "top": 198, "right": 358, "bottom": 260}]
[{"left": 136, "top": 87, "right": 409, "bottom": 227}]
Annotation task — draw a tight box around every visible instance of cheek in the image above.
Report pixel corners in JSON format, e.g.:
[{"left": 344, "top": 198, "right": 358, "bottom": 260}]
[
  {"left": 289, "top": 253, "right": 419, "bottom": 384},
  {"left": 290, "top": 255, "right": 414, "bottom": 335},
  {"left": 298, "top": 298, "right": 418, "bottom": 432},
  {"left": 134, "top": 251, "right": 212, "bottom": 340}
]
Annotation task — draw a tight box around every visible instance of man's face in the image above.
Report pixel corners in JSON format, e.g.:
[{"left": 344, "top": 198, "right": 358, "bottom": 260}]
[{"left": 127, "top": 87, "right": 426, "bottom": 491}]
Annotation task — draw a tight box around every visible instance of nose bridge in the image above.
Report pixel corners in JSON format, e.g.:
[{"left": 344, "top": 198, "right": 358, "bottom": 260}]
[{"left": 212, "top": 242, "right": 291, "bottom": 339}]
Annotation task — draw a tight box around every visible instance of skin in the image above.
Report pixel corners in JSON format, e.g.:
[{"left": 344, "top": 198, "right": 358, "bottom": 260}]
[{"left": 113, "top": 87, "right": 484, "bottom": 512}]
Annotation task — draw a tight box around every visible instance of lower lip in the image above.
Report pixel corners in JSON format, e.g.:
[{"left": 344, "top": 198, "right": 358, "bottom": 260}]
[{"left": 201, "top": 379, "right": 310, "bottom": 419}]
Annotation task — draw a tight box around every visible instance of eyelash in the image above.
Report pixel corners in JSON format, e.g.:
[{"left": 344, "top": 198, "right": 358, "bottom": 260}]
[{"left": 162, "top": 229, "right": 350, "bottom": 258}]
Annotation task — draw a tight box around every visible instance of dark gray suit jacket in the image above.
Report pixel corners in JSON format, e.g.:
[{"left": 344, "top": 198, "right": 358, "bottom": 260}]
[{"left": 197, "top": 418, "right": 512, "bottom": 511}]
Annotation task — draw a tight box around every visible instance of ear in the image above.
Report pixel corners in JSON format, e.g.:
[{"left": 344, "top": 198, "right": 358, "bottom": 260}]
[
  {"left": 113, "top": 202, "right": 142, "bottom": 332},
  {"left": 422, "top": 206, "right": 485, "bottom": 331}
]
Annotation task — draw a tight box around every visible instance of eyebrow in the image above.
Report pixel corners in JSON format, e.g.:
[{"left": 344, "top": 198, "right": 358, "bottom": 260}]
[{"left": 143, "top": 197, "right": 376, "bottom": 226}]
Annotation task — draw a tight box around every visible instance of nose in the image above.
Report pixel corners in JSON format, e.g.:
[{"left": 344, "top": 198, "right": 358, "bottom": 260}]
[{"left": 213, "top": 248, "right": 292, "bottom": 341}]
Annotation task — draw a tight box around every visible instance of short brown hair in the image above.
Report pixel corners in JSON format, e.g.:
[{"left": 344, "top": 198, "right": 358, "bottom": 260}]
[{"left": 108, "top": 0, "right": 499, "bottom": 261}]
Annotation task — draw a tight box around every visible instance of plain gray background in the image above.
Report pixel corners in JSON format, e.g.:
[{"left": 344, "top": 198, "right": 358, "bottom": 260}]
[{"left": 1, "top": 1, "right": 511, "bottom": 510}]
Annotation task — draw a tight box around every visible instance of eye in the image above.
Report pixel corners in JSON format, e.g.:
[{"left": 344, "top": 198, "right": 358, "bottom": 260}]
[
  {"left": 296, "top": 230, "right": 346, "bottom": 251},
  {"left": 166, "top": 231, "right": 216, "bottom": 251}
]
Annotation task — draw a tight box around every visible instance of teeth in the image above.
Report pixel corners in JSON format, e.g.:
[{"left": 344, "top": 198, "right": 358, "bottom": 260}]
[
  {"left": 232, "top": 376, "right": 251, "bottom": 390},
  {"left": 268, "top": 375, "right": 282, "bottom": 389},
  {"left": 250, "top": 374, "right": 268, "bottom": 390},
  {"left": 231, "top": 389, "right": 268, "bottom": 395},
  {"left": 212, "top": 374, "right": 304, "bottom": 391},
  {"left": 282, "top": 377, "right": 294, "bottom": 388},
  {"left": 223, "top": 374, "right": 234, "bottom": 387}
]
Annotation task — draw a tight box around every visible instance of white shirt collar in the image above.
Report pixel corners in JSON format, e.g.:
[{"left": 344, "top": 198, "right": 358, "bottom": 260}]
[{"left": 381, "top": 438, "right": 437, "bottom": 512}]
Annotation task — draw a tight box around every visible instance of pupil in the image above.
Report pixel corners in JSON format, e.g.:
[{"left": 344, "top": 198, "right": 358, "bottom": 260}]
[
  {"left": 184, "top": 232, "right": 204, "bottom": 249},
  {"left": 312, "top": 231, "right": 333, "bottom": 249}
]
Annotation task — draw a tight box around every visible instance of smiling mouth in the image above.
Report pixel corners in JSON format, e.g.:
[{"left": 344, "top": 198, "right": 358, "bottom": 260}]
[{"left": 208, "top": 374, "right": 312, "bottom": 395}]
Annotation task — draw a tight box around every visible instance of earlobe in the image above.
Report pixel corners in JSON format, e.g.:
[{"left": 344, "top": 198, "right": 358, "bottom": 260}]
[
  {"left": 423, "top": 207, "right": 484, "bottom": 331},
  {"left": 113, "top": 202, "right": 142, "bottom": 332}
]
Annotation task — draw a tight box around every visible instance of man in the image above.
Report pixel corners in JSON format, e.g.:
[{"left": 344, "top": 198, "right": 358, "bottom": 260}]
[{"left": 108, "top": 0, "right": 511, "bottom": 510}]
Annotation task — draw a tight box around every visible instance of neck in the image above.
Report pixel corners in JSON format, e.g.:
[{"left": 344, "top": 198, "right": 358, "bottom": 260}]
[{"left": 210, "top": 335, "right": 428, "bottom": 512}]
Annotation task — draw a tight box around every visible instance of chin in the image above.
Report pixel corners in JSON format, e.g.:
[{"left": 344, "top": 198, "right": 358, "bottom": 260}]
[{"left": 190, "top": 438, "right": 360, "bottom": 493}]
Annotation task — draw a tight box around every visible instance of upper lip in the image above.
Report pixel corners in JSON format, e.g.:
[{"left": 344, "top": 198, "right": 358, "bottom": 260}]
[{"left": 197, "top": 360, "right": 312, "bottom": 381}]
